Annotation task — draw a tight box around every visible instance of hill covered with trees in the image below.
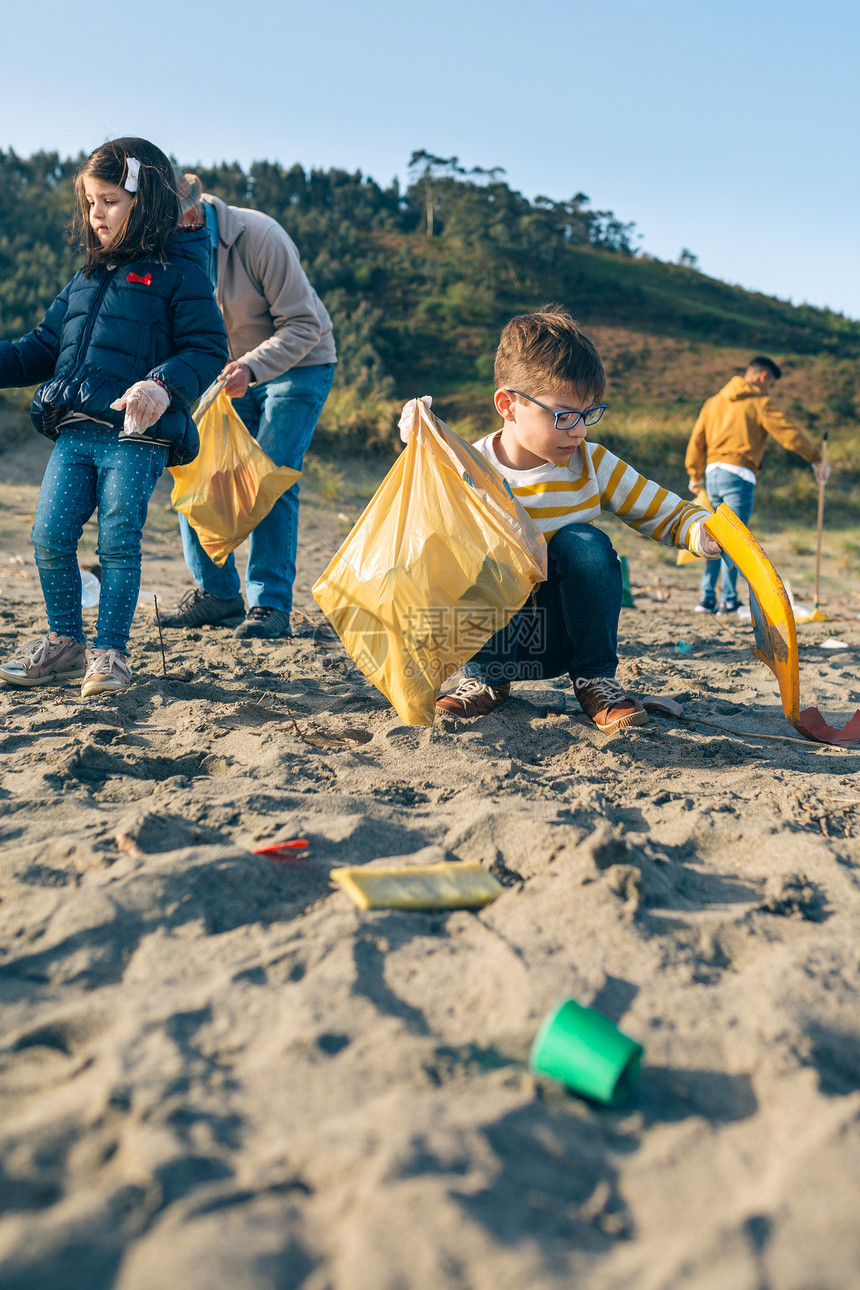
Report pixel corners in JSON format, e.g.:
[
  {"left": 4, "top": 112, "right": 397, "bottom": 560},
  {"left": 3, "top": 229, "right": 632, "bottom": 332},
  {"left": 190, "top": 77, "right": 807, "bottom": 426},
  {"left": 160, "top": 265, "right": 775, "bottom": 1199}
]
[{"left": 1, "top": 147, "right": 858, "bottom": 512}]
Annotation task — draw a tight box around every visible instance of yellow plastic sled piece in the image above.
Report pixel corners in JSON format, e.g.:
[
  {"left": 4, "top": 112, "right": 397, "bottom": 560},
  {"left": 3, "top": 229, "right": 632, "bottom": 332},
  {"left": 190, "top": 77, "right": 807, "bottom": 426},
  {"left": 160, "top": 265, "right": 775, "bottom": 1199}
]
[
  {"left": 704, "top": 504, "right": 799, "bottom": 724},
  {"left": 331, "top": 860, "right": 504, "bottom": 911}
]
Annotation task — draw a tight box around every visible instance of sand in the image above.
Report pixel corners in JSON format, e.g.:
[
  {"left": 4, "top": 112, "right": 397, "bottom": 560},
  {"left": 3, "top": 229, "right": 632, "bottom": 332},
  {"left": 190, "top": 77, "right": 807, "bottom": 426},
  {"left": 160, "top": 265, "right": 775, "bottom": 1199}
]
[{"left": 1, "top": 435, "right": 859, "bottom": 1290}]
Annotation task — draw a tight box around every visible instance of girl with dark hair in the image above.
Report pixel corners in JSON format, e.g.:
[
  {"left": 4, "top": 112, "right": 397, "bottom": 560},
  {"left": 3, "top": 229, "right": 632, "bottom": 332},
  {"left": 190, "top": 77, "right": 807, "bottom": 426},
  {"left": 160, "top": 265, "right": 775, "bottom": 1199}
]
[{"left": 0, "top": 136, "right": 227, "bottom": 696}]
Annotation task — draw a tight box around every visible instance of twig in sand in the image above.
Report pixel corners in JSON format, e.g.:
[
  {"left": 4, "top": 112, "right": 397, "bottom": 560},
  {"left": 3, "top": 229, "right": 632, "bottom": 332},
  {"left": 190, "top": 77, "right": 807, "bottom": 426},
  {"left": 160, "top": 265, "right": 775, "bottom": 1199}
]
[
  {"left": 283, "top": 703, "right": 313, "bottom": 743},
  {"left": 153, "top": 595, "right": 168, "bottom": 676},
  {"left": 676, "top": 714, "right": 860, "bottom": 750},
  {"left": 282, "top": 702, "right": 368, "bottom": 750}
]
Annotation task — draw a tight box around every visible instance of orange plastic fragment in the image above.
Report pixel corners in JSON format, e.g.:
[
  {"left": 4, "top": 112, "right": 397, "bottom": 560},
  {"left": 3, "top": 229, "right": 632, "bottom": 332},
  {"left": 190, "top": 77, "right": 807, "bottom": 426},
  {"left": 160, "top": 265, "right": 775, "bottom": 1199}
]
[
  {"left": 794, "top": 709, "right": 860, "bottom": 746},
  {"left": 704, "top": 505, "right": 860, "bottom": 746}
]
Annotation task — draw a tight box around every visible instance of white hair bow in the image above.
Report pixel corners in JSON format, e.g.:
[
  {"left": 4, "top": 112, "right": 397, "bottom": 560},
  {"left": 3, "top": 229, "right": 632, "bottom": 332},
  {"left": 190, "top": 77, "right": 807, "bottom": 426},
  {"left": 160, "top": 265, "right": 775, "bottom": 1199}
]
[{"left": 124, "top": 157, "right": 141, "bottom": 193}]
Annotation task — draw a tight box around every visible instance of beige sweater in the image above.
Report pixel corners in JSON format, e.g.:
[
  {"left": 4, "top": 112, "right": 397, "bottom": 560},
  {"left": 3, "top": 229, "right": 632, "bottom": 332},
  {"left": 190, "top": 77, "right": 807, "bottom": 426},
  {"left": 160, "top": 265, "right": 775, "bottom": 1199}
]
[
  {"left": 202, "top": 194, "right": 336, "bottom": 384},
  {"left": 685, "top": 376, "right": 820, "bottom": 479}
]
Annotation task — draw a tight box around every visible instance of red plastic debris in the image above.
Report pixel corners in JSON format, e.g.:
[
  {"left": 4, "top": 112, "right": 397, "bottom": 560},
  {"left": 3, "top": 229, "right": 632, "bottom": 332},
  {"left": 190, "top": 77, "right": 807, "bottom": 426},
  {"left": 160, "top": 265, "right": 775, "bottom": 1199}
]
[
  {"left": 252, "top": 841, "right": 309, "bottom": 861},
  {"left": 794, "top": 708, "right": 860, "bottom": 747},
  {"left": 253, "top": 839, "right": 310, "bottom": 861}
]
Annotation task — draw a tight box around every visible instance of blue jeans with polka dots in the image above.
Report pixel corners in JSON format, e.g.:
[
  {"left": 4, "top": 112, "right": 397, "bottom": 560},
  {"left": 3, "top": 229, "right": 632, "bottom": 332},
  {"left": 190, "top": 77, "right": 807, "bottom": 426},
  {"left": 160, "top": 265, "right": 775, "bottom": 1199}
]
[{"left": 31, "top": 424, "right": 168, "bottom": 652}]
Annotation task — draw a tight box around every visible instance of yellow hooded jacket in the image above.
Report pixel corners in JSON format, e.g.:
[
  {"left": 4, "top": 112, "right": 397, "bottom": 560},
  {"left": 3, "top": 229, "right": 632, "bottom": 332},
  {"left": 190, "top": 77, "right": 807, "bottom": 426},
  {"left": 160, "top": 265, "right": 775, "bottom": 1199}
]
[{"left": 685, "top": 376, "right": 821, "bottom": 480}]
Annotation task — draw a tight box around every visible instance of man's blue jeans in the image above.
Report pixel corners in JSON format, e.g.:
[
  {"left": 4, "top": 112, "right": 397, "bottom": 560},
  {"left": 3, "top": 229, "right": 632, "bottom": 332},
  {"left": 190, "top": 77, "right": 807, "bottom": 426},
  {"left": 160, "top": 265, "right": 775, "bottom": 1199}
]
[
  {"left": 31, "top": 424, "right": 167, "bottom": 651},
  {"left": 700, "top": 467, "right": 756, "bottom": 608},
  {"left": 179, "top": 363, "right": 335, "bottom": 613},
  {"left": 463, "top": 524, "right": 623, "bottom": 685}
]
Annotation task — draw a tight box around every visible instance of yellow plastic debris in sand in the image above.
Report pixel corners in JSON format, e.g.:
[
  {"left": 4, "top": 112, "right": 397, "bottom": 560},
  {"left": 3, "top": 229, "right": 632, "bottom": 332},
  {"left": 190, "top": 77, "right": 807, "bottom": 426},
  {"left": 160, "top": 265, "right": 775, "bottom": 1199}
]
[
  {"left": 704, "top": 503, "right": 799, "bottom": 724},
  {"left": 332, "top": 860, "right": 504, "bottom": 911}
]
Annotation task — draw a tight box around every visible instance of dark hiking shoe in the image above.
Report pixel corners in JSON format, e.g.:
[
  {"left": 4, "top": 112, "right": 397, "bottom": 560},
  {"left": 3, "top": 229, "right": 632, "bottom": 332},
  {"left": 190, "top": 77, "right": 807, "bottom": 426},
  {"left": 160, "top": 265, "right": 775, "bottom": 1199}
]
[
  {"left": 717, "top": 601, "right": 742, "bottom": 616},
  {"left": 435, "top": 679, "right": 511, "bottom": 718},
  {"left": 234, "top": 606, "right": 292, "bottom": 639},
  {"left": 159, "top": 588, "right": 245, "bottom": 629},
  {"left": 694, "top": 600, "right": 716, "bottom": 614},
  {"left": 573, "top": 676, "right": 647, "bottom": 732},
  {"left": 0, "top": 634, "right": 86, "bottom": 687}
]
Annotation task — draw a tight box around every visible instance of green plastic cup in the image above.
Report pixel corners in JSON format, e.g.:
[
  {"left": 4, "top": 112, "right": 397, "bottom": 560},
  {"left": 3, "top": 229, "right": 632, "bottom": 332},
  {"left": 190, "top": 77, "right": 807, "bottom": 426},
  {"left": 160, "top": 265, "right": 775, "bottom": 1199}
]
[{"left": 529, "top": 998, "right": 644, "bottom": 1106}]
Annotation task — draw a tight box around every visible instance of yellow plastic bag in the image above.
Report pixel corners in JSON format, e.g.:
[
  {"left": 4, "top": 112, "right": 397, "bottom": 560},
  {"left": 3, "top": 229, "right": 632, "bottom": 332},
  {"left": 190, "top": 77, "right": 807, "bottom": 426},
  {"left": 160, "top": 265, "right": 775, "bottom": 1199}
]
[
  {"left": 169, "top": 382, "right": 300, "bottom": 566},
  {"left": 312, "top": 399, "right": 547, "bottom": 725}
]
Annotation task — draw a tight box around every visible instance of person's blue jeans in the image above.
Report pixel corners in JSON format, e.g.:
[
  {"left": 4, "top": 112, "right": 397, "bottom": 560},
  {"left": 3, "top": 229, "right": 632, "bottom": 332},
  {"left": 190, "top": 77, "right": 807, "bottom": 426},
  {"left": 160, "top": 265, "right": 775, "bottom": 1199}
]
[
  {"left": 700, "top": 467, "right": 756, "bottom": 608},
  {"left": 462, "top": 524, "right": 623, "bottom": 686},
  {"left": 31, "top": 424, "right": 167, "bottom": 651},
  {"left": 179, "top": 363, "right": 335, "bottom": 614}
]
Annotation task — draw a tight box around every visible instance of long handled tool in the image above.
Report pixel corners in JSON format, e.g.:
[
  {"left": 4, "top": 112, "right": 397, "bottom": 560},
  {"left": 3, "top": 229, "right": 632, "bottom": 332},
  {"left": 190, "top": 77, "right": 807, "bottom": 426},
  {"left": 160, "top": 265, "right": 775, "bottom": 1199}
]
[
  {"left": 792, "top": 431, "right": 832, "bottom": 623},
  {"left": 812, "top": 429, "right": 829, "bottom": 618}
]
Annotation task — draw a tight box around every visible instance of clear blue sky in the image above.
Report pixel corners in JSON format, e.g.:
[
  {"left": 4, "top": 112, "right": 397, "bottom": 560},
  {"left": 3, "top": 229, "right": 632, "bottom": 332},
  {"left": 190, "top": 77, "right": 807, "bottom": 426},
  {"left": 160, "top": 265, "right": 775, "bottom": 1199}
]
[{"left": 4, "top": 0, "right": 859, "bottom": 319}]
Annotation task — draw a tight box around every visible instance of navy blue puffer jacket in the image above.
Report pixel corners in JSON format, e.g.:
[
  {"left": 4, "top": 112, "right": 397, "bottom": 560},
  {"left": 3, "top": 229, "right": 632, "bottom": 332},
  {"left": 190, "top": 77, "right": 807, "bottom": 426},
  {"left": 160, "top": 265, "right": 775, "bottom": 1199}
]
[{"left": 0, "top": 227, "right": 228, "bottom": 468}]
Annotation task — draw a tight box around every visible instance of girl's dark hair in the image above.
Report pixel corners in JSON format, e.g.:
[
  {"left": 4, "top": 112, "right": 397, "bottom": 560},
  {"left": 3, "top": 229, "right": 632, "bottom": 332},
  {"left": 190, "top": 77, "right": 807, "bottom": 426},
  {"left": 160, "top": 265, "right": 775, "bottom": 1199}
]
[{"left": 73, "top": 136, "right": 180, "bottom": 273}]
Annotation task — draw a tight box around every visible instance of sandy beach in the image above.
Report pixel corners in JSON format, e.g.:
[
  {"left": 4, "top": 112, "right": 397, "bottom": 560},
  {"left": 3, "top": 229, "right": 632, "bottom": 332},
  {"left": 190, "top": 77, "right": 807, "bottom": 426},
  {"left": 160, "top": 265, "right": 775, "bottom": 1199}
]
[{"left": 1, "top": 433, "right": 859, "bottom": 1290}]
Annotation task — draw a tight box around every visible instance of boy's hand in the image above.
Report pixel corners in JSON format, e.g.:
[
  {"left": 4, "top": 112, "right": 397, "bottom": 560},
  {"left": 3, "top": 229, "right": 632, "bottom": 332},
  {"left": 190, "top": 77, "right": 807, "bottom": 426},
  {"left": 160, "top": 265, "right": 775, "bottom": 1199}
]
[
  {"left": 111, "top": 380, "right": 170, "bottom": 434},
  {"left": 688, "top": 477, "right": 704, "bottom": 493},
  {"left": 398, "top": 395, "right": 432, "bottom": 443},
  {"left": 689, "top": 518, "right": 722, "bottom": 559},
  {"left": 813, "top": 461, "right": 831, "bottom": 486},
  {"left": 697, "top": 531, "right": 722, "bottom": 558}
]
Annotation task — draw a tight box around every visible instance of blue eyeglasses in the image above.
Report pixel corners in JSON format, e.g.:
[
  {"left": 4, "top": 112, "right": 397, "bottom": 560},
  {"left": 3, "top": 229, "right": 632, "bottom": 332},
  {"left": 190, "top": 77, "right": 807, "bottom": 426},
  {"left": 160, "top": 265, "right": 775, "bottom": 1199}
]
[{"left": 507, "top": 389, "right": 606, "bottom": 431}]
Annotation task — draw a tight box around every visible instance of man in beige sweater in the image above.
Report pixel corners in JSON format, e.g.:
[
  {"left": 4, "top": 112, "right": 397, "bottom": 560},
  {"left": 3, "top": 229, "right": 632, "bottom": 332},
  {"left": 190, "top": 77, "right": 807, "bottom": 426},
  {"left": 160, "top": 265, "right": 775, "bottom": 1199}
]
[
  {"left": 162, "top": 176, "right": 337, "bottom": 639},
  {"left": 685, "top": 356, "right": 828, "bottom": 614}
]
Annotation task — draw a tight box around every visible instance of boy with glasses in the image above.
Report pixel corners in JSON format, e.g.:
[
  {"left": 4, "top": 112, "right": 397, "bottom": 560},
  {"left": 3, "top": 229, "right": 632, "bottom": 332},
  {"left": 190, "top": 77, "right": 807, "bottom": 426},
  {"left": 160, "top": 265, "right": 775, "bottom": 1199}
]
[{"left": 401, "top": 307, "right": 720, "bottom": 732}]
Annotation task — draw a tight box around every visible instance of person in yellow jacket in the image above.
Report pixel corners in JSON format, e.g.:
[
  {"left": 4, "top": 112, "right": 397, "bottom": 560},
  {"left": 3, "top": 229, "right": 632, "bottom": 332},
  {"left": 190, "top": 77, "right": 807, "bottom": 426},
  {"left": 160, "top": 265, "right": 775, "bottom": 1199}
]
[{"left": 685, "top": 356, "right": 829, "bottom": 614}]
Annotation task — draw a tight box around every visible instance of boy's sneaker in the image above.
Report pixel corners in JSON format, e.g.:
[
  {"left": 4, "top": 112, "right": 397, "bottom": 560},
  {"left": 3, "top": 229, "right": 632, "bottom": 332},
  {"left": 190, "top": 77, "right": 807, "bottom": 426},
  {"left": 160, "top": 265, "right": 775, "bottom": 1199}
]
[
  {"left": 435, "top": 679, "right": 510, "bottom": 718},
  {"left": 159, "top": 588, "right": 245, "bottom": 629},
  {"left": 573, "top": 676, "right": 647, "bottom": 732},
  {"left": 81, "top": 649, "right": 133, "bottom": 697},
  {"left": 0, "top": 634, "right": 86, "bottom": 688},
  {"left": 717, "top": 601, "right": 742, "bottom": 616},
  {"left": 234, "top": 606, "right": 292, "bottom": 639},
  {"left": 694, "top": 600, "right": 716, "bottom": 614}
]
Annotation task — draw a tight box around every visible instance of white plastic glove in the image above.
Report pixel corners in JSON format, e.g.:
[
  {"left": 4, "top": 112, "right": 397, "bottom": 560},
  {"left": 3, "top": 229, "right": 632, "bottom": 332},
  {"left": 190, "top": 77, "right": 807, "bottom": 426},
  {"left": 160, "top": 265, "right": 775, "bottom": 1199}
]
[
  {"left": 111, "top": 380, "right": 170, "bottom": 437},
  {"left": 688, "top": 518, "right": 722, "bottom": 559},
  {"left": 813, "top": 460, "right": 831, "bottom": 486},
  {"left": 398, "top": 395, "right": 433, "bottom": 443}
]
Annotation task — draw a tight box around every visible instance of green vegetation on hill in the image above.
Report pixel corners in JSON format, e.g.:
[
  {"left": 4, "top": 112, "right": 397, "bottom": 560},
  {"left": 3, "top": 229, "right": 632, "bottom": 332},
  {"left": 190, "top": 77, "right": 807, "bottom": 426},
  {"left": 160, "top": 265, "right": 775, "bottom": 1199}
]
[{"left": 1, "top": 148, "right": 857, "bottom": 527}]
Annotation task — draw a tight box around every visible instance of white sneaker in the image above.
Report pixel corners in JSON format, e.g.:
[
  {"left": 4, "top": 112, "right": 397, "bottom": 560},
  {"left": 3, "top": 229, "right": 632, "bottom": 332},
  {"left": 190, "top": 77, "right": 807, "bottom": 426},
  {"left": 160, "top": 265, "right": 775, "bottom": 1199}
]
[{"left": 81, "top": 648, "right": 133, "bottom": 697}]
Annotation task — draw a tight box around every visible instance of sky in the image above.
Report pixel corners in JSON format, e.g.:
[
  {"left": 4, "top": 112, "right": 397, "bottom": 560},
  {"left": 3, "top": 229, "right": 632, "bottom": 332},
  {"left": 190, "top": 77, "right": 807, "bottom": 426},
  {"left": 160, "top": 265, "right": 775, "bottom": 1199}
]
[{"left": 4, "top": 0, "right": 859, "bottom": 319}]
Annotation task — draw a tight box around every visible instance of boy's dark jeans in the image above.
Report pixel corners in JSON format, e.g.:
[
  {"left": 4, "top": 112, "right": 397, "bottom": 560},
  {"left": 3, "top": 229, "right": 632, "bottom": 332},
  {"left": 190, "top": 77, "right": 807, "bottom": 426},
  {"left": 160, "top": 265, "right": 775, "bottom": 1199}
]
[{"left": 462, "top": 524, "right": 622, "bottom": 686}]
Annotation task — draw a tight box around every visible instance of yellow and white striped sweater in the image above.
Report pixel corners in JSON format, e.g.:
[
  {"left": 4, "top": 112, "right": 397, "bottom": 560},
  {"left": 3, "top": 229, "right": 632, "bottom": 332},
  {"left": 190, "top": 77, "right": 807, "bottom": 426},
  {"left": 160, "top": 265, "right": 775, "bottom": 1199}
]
[{"left": 474, "top": 432, "right": 712, "bottom": 551}]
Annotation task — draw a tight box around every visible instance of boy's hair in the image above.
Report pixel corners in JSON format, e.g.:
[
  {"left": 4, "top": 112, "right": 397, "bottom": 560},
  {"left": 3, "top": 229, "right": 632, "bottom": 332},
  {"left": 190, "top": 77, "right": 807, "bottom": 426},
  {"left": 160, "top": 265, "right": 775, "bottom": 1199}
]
[
  {"left": 494, "top": 306, "right": 606, "bottom": 400},
  {"left": 746, "top": 355, "right": 782, "bottom": 381},
  {"left": 74, "top": 137, "right": 180, "bottom": 273}
]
